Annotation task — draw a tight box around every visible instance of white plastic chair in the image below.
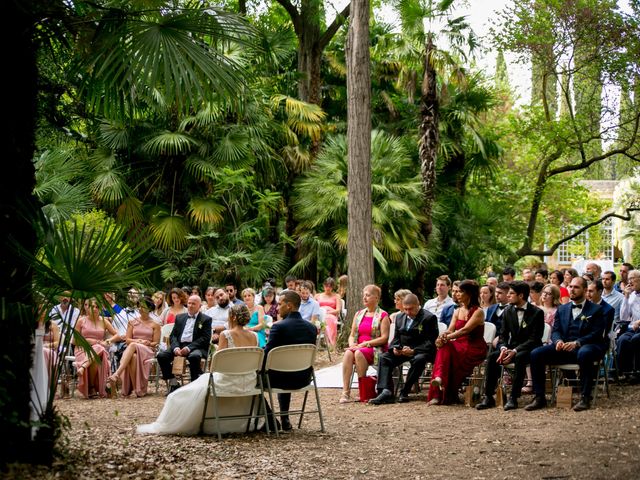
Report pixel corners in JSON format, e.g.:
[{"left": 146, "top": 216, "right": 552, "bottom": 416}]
[
  {"left": 263, "top": 344, "right": 324, "bottom": 436},
  {"left": 199, "top": 347, "right": 268, "bottom": 440},
  {"left": 438, "top": 322, "right": 448, "bottom": 335}
]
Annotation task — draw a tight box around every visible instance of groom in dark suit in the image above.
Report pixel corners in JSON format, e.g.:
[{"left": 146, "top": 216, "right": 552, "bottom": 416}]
[
  {"left": 263, "top": 290, "right": 317, "bottom": 431},
  {"left": 369, "top": 294, "right": 438, "bottom": 404},
  {"left": 476, "top": 281, "right": 544, "bottom": 411},
  {"left": 525, "top": 277, "right": 606, "bottom": 412},
  {"left": 157, "top": 295, "right": 212, "bottom": 393}
]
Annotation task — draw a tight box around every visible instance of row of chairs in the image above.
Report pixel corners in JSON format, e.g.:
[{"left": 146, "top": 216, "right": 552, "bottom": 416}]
[{"left": 200, "top": 344, "right": 325, "bottom": 439}]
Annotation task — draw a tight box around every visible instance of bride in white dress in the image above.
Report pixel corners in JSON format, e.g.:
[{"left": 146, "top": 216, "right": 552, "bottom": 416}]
[{"left": 138, "top": 304, "right": 259, "bottom": 435}]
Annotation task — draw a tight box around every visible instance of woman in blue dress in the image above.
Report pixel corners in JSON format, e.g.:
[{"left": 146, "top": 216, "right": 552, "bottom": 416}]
[{"left": 242, "top": 288, "right": 267, "bottom": 347}]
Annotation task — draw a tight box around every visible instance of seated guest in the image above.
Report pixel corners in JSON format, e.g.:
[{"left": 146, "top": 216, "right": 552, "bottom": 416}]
[
  {"left": 550, "top": 270, "right": 570, "bottom": 304},
  {"left": 601, "top": 271, "right": 623, "bottom": 325},
  {"left": 340, "top": 284, "right": 390, "bottom": 403},
  {"left": 150, "top": 291, "right": 167, "bottom": 326},
  {"left": 616, "top": 269, "right": 640, "bottom": 382},
  {"left": 423, "top": 275, "right": 455, "bottom": 323},
  {"left": 615, "top": 263, "right": 634, "bottom": 293},
  {"left": 315, "top": 277, "right": 342, "bottom": 347},
  {"left": 525, "top": 277, "right": 606, "bottom": 412},
  {"left": 440, "top": 281, "right": 461, "bottom": 327},
  {"left": 110, "top": 288, "right": 141, "bottom": 371},
  {"left": 585, "top": 262, "right": 602, "bottom": 280},
  {"left": 242, "top": 288, "right": 267, "bottom": 348},
  {"left": 160, "top": 288, "right": 188, "bottom": 325},
  {"left": 390, "top": 289, "right": 412, "bottom": 323},
  {"left": 486, "top": 282, "right": 510, "bottom": 338},
  {"left": 201, "top": 286, "right": 217, "bottom": 313},
  {"left": 73, "top": 298, "right": 119, "bottom": 398},
  {"left": 299, "top": 281, "right": 321, "bottom": 324},
  {"left": 486, "top": 275, "right": 498, "bottom": 288},
  {"left": 427, "top": 280, "right": 487, "bottom": 405},
  {"left": 476, "top": 281, "right": 544, "bottom": 410},
  {"left": 109, "top": 298, "right": 161, "bottom": 397},
  {"left": 562, "top": 267, "right": 579, "bottom": 290},
  {"left": 541, "top": 284, "right": 560, "bottom": 331},
  {"left": 281, "top": 275, "right": 297, "bottom": 294},
  {"left": 41, "top": 313, "right": 60, "bottom": 377},
  {"left": 529, "top": 281, "right": 545, "bottom": 307},
  {"left": 102, "top": 292, "right": 123, "bottom": 320},
  {"left": 534, "top": 268, "right": 549, "bottom": 284},
  {"left": 586, "top": 280, "right": 615, "bottom": 338},
  {"left": 157, "top": 295, "right": 212, "bottom": 394},
  {"left": 225, "top": 283, "right": 244, "bottom": 306},
  {"left": 502, "top": 267, "right": 515, "bottom": 282},
  {"left": 206, "top": 288, "right": 231, "bottom": 343},
  {"left": 138, "top": 304, "right": 259, "bottom": 435},
  {"left": 261, "top": 287, "right": 279, "bottom": 321},
  {"left": 368, "top": 294, "right": 438, "bottom": 404},
  {"left": 480, "top": 284, "right": 497, "bottom": 320},
  {"left": 263, "top": 291, "right": 318, "bottom": 431},
  {"left": 522, "top": 268, "right": 534, "bottom": 282}
]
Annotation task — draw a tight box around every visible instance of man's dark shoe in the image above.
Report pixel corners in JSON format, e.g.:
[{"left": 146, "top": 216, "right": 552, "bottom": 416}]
[
  {"left": 397, "top": 392, "right": 410, "bottom": 403},
  {"left": 368, "top": 390, "right": 395, "bottom": 405},
  {"left": 503, "top": 398, "right": 518, "bottom": 411},
  {"left": 166, "top": 384, "right": 180, "bottom": 396},
  {"left": 573, "top": 397, "right": 591, "bottom": 412},
  {"left": 524, "top": 396, "right": 547, "bottom": 411},
  {"left": 475, "top": 396, "right": 496, "bottom": 410},
  {"left": 281, "top": 418, "right": 293, "bottom": 431}
]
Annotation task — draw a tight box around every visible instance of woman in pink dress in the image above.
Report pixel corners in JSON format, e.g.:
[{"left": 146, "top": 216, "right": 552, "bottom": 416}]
[
  {"left": 340, "top": 284, "right": 390, "bottom": 403},
  {"left": 315, "top": 277, "right": 342, "bottom": 348},
  {"left": 109, "top": 298, "right": 161, "bottom": 397},
  {"left": 427, "top": 280, "right": 487, "bottom": 405},
  {"left": 74, "top": 298, "right": 118, "bottom": 398}
]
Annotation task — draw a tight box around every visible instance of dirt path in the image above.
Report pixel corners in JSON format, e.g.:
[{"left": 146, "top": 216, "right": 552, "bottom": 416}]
[{"left": 8, "top": 354, "right": 640, "bottom": 479}]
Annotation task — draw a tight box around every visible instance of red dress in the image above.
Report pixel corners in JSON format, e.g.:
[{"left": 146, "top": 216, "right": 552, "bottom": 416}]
[{"left": 427, "top": 307, "right": 487, "bottom": 404}]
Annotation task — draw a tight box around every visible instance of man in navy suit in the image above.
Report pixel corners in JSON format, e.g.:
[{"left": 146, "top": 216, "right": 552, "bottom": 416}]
[
  {"left": 485, "top": 281, "right": 510, "bottom": 337},
  {"left": 157, "top": 295, "right": 212, "bottom": 393},
  {"left": 525, "top": 277, "right": 607, "bottom": 412},
  {"left": 263, "top": 290, "right": 317, "bottom": 430},
  {"left": 586, "top": 279, "right": 615, "bottom": 340}
]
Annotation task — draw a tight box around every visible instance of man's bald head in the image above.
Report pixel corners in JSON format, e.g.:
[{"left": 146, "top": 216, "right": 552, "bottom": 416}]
[
  {"left": 402, "top": 293, "right": 419, "bottom": 306},
  {"left": 187, "top": 295, "right": 202, "bottom": 315},
  {"left": 402, "top": 293, "right": 420, "bottom": 317}
]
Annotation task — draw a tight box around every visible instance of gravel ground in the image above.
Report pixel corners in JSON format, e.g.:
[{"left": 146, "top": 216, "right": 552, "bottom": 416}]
[{"left": 6, "top": 352, "right": 640, "bottom": 479}]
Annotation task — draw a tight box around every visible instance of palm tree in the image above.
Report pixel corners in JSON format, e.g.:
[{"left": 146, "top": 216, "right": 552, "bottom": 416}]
[
  {"left": 3, "top": 0, "right": 257, "bottom": 465},
  {"left": 292, "top": 131, "right": 433, "bottom": 282}
]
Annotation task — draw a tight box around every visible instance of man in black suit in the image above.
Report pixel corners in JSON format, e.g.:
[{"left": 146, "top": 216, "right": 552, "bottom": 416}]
[
  {"left": 476, "top": 281, "right": 544, "bottom": 411},
  {"left": 369, "top": 294, "right": 438, "bottom": 404},
  {"left": 157, "top": 295, "right": 212, "bottom": 393},
  {"left": 263, "top": 290, "right": 317, "bottom": 431},
  {"left": 525, "top": 277, "right": 606, "bottom": 412}
]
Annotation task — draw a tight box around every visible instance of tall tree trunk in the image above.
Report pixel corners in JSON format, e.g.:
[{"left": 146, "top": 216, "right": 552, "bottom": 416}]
[
  {"left": 418, "top": 37, "right": 439, "bottom": 245},
  {"left": 345, "top": 0, "right": 373, "bottom": 328},
  {"left": 1, "top": 0, "right": 39, "bottom": 466}
]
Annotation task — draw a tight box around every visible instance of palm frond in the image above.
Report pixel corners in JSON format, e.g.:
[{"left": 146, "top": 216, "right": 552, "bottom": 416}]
[
  {"left": 142, "top": 131, "right": 197, "bottom": 156},
  {"left": 148, "top": 213, "right": 190, "bottom": 250},
  {"left": 188, "top": 198, "right": 224, "bottom": 227}
]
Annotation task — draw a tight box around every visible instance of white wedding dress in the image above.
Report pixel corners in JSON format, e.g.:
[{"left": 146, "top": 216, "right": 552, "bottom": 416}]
[{"left": 137, "top": 331, "right": 259, "bottom": 435}]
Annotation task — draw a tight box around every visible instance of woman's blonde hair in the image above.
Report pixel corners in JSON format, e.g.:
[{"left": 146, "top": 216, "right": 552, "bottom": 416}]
[
  {"left": 544, "top": 284, "right": 561, "bottom": 307},
  {"left": 364, "top": 284, "right": 381, "bottom": 299},
  {"left": 241, "top": 288, "right": 256, "bottom": 299}
]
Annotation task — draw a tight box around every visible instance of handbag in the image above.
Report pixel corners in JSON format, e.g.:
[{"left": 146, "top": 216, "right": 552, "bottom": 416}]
[{"left": 358, "top": 375, "right": 378, "bottom": 402}]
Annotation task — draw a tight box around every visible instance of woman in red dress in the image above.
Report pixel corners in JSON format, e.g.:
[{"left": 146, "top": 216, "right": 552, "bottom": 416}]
[{"left": 427, "top": 280, "right": 487, "bottom": 405}]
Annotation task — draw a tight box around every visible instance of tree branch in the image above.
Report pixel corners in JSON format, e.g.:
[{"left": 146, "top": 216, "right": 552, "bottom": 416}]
[
  {"left": 519, "top": 206, "right": 640, "bottom": 258},
  {"left": 319, "top": 3, "right": 351, "bottom": 51},
  {"left": 274, "top": 0, "right": 301, "bottom": 33}
]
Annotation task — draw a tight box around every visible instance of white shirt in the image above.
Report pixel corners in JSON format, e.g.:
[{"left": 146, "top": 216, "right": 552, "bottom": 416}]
[
  {"left": 112, "top": 308, "right": 139, "bottom": 336},
  {"left": 571, "top": 301, "right": 586, "bottom": 320},
  {"left": 49, "top": 304, "right": 79, "bottom": 329},
  {"left": 602, "top": 288, "right": 624, "bottom": 322},
  {"left": 181, "top": 315, "right": 197, "bottom": 343},
  {"left": 620, "top": 291, "right": 640, "bottom": 328},
  {"left": 206, "top": 305, "right": 230, "bottom": 331},
  {"left": 424, "top": 296, "right": 454, "bottom": 322}
]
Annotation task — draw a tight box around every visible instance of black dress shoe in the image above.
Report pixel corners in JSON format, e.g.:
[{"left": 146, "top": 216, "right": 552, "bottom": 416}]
[
  {"left": 524, "top": 396, "right": 547, "bottom": 411},
  {"left": 368, "top": 390, "right": 394, "bottom": 405},
  {"left": 398, "top": 393, "right": 410, "bottom": 403},
  {"left": 573, "top": 397, "right": 591, "bottom": 412},
  {"left": 475, "top": 396, "right": 496, "bottom": 410},
  {"left": 281, "top": 418, "right": 293, "bottom": 431},
  {"left": 165, "top": 384, "right": 180, "bottom": 396},
  {"left": 503, "top": 398, "right": 518, "bottom": 411}
]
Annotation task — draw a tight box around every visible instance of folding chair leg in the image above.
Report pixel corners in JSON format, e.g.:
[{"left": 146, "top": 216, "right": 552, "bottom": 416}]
[
  {"left": 312, "top": 375, "right": 325, "bottom": 433},
  {"left": 265, "top": 377, "right": 279, "bottom": 437},
  {"left": 298, "top": 391, "right": 309, "bottom": 429}
]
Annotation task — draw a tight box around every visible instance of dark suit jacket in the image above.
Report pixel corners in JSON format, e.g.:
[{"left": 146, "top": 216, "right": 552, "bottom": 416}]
[
  {"left": 598, "top": 300, "right": 615, "bottom": 344},
  {"left": 169, "top": 312, "right": 212, "bottom": 354},
  {"left": 551, "top": 300, "right": 606, "bottom": 347},
  {"left": 441, "top": 304, "right": 458, "bottom": 327},
  {"left": 263, "top": 311, "right": 318, "bottom": 389},
  {"left": 485, "top": 304, "right": 505, "bottom": 334},
  {"left": 389, "top": 308, "right": 438, "bottom": 360},
  {"left": 497, "top": 303, "right": 545, "bottom": 354}
]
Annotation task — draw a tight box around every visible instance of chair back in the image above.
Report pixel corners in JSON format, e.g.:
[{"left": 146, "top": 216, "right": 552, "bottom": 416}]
[
  {"left": 483, "top": 322, "right": 497, "bottom": 345},
  {"left": 265, "top": 344, "right": 316, "bottom": 373},
  {"left": 542, "top": 323, "right": 552, "bottom": 344},
  {"left": 437, "top": 322, "right": 448, "bottom": 335},
  {"left": 160, "top": 323, "right": 174, "bottom": 339},
  {"left": 211, "top": 347, "right": 264, "bottom": 375}
]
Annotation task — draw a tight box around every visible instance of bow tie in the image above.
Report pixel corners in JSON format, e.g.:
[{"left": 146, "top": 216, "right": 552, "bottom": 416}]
[
  {"left": 571, "top": 303, "right": 583, "bottom": 310},
  {"left": 515, "top": 307, "right": 526, "bottom": 312},
  {"left": 497, "top": 305, "right": 505, "bottom": 310},
  {"left": 188, "top": 315, "right": 196, "bottom": 320}
]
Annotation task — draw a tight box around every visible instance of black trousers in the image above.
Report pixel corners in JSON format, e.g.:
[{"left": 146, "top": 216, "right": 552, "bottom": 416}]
[
  {"left": 376, "top": 351, "right": 431, "bottom": 395},
  {"left": 157, "top": 345, "right": 205, "bottom": 382},
  {"left": 483, "top": 348, "right": 531, "bottom": 401}
]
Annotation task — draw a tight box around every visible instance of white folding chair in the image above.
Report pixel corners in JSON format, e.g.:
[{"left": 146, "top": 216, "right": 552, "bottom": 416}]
[
  {"left": 199, "top": 347, "right": 268, "bottom": 440},
  {"left": 264, "top": 344, "right": 325, "bottom": 436},
  {"left": 438, "top": 322, "right": 448, "bottom": 335}
]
